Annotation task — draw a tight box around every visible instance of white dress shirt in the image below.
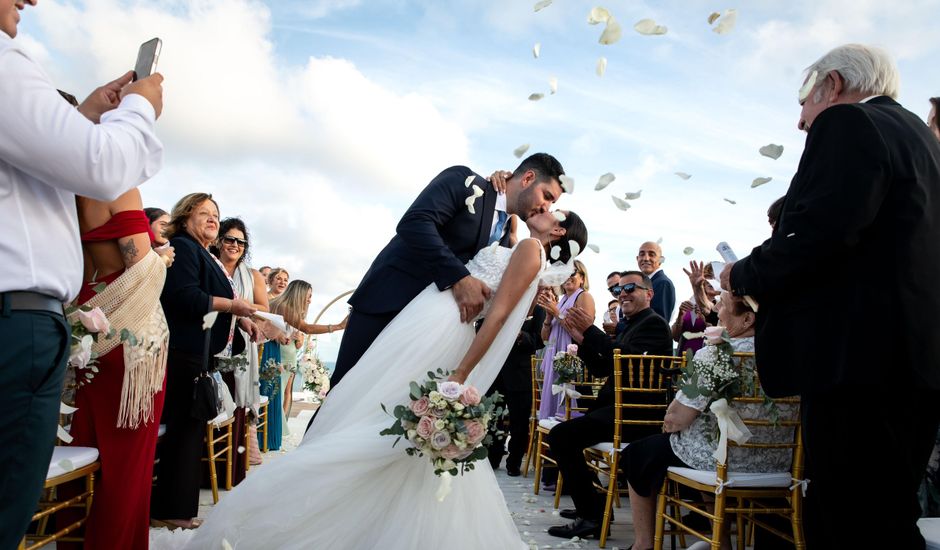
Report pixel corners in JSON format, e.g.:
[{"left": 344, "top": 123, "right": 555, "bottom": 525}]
[
  {"left": 491, "top": 192, "right": 507, "bottom": 238},
  {"left": 0, "top": 34, "right": 163, "bottom": 301}
]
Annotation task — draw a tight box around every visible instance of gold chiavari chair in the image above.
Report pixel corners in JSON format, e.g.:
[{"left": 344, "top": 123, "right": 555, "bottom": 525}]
[
  {"left": 204, "top": 413, "right": 235, "bottom": 504},
  {"left": 522, "top": 354, "right": 542, "bottom": 477},
  {"left": 257, "top": 394, "right": 270, "bottom": 453},
  {"left": 653, "top": 352, "right": 805, "bottom": 550},
  {"left": 583, "top": 352, "right": 680, "bottom": 548}
]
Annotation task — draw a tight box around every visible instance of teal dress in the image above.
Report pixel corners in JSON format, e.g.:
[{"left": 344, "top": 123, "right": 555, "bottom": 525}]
[{"left": 259, "top": 344, "right": 283, "bottom": 451}]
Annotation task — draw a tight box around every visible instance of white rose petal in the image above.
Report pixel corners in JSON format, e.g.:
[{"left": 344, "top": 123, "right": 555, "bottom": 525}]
[
  {"left": 708, "top": 11, "right": 721, "bottom": 24},
  {"left": 465, "top": 175, "right": 475, "bottom": 187},
  {"left": 612, "top": 195, "right": 631, "bottom": 210},
  {"left": 202, "top": 311, "right": 219, "bottom": 331},
  {"left": 751, "top": 177, "right": 773, "bottom": 188},
  {"left": 759, "top": 144, "right": 784, "bottom": 159},
  {"left": 712, "top": 9, "right": 737, "bottom": 35},
  {"left": 529, "top": 93, "right": 544, "bottom": 101},
  {"left": 58, "top": 458, "right": 75, "bottom": 473},
  {"left": 57, "top": 425, "right": 73, "bottom": 444},
  {"left": 532, "top": 42, "right": 541, "bottom": 58},
  {"left": 675, "top": 172, "right": 692, "bottom": 180},
  {"left": 596, "top": 56, "right": 607, "bottom": 77},
  {"left": 533, "top": 0, "right": 552, "bottom": 12},
  {"left": 799, "top": 70, "right": 818, "bottom": 103},
  {"left": 550, "top": 245, "right": 561, "bottom": 260},
  {"left": 599, "top": 16, "right": 622, "bottom": 45},
  {"left": 222, "top": 539, "right": 234, "bottom": 550},
  {"left": 568, "top": 240, "right": 581, "bottom": 258},
  {"left": 553, "top": 211, "right": 567, "bottom": 222},
  {"left": 587, "top": 7, "right": 610, "bottom": 24},
  {"left": 549, "top": 76, "right": 558, "bottom": 94},
  {"left": 595, "top": 172, "right": 616, "bottom": 190},
  {"left": 60, "top": 402, "right": 78, "bottom": 415},
  {"left": 623, "top": 189, "right": 642, "bottom": 200},
  {"left": 657, "top": 237, "right": 663, "bottom": 244},
  {"left": 559, "top": 175, "right": 575, "bottom": 193},
  {"left": 237, "top": 446, "right": 246, "bottom": 454},
  {"left": 723, "top": 198, "right": 737, "bottom": 205},
  {"left": 634, "top": 18, "right": 667, "bottom": 35},
  {"left": 683, "top": 247, "right": 695, "bottom": 255},
  {"left": 586, "top": 243, "right": 600, "bottom": 253},
  {"left": 513, "top": 144, "right": 531, "bottom": 159}
]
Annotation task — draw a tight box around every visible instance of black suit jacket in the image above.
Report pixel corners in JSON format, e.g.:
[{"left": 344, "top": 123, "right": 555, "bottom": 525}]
[
  {"left": 161, "top": 232, "right": 244, "bottom": 357},
  {"left": 650, "top": 270, "right": 676, "bottom": 322},
  {"left": 349, "top": 166, "right": 509, "bottom": 315},
  {"left": 731, "top": 96, "right": 940, "bottom": 397},
  {"left": 577, "top": 308, "right": 674, "bottom": 410},
  {"left": 494, "top": 306, "right": 546, "bottom": 393}
]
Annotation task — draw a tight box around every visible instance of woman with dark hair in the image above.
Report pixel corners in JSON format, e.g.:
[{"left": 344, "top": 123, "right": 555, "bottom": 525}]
[
  {"left": 145, "top": 207, "right": 169, "bottom": 244},
  {"left": 211, "top": 217, "right": 269, "bottom": 480},
  {"left": 163, "top": 210, "right": 588, "bottom": 549},
  {"left": 150, "top": 193, "right": 261, "bottom": 530},
  {"left": 929, "top": 97, "right": 940, "bottom": 141}
]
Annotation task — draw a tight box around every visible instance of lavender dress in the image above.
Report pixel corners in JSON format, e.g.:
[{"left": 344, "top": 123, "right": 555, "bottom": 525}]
[{"left": 538, "top": 288, "right": 584, "bottom": 420}]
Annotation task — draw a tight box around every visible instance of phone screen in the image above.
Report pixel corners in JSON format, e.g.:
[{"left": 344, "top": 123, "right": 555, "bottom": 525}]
[{"left": 133, "top": 38, "right": 162, "bottom": 81}]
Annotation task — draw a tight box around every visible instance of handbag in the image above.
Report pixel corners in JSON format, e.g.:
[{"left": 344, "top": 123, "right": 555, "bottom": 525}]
[{"left": 191, "top": 328, "right": 224, "bottom": 421}]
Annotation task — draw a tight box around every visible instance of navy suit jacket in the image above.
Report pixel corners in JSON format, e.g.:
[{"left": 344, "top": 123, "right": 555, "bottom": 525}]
[
  {"left": 161, "top": 232, "right": 244, "bottom": 358},
  {"left": 731, "top": 97, "right": 940, "bottom": 397},
  {"left": 349, "top": 166, "right": 509, "bottom": 315},
  {"left": 650, "top": 270, "right": 676, "bottom": 322}
]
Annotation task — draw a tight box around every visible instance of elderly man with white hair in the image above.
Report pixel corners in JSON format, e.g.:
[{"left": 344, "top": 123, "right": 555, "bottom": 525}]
[{"left": 721, "top": 44, "right": 940, "bottom": 548}]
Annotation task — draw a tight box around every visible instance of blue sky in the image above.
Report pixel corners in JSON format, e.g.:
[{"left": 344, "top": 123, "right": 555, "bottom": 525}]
[{"left": 16, "top": 0, "right": 940, "bottom": 361}]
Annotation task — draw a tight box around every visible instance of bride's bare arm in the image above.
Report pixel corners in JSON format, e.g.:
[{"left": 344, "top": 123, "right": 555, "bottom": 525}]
[{"left": 449, "top": 239, "right": 543, "bottom": 384}]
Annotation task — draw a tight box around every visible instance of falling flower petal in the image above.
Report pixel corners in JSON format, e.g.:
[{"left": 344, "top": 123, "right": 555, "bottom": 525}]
[
  {"left": 533, "top": 0, "right": 552, "bottom": 12},
  {"left": 568, "top": 240, "right": 582, "bottom": 258},
  {"left": 712, "top": 9, "right": 737, "bottom": 34},
  {"left": 559, "top": 175, "right": 575, "bottom": 193},
  {"left": 675, "top": 172, "right": 692, "bottom": 180},
  {"left": 513, "top": 144, "right": 530, "bottom": 158},
  {"left": 599, "top": 16, "right": 623, "bottom": 45},
  {"left": 587, "top": 243, "right": 600, "bottom": 253},
  {"left": 528, "top": 93, "right": 544, "bottom": 101},
  {"left": 237, "top": 446, "right": 246, "bottom": 454},
  {"left": 723, "top": 198, "right": 737, "bottom": 205},
  {"left": 533, "top": 42, "right": 541, "bottom": 58},
  {"left": 552, "top": 211, "right": 567, "bottom": 222},
  {"left": 596, "top": 56, "right": 607, "bottom": 77},
  {"left": 634, "top": 19, "right": 668, "bottom": 35},
  {"left": 465, "top": 175, "right": 475, "bottom": 187},
  {"left": 202, "top": 311, "right": 219, "bottom": 331},
  {"left": 549, "top": 76, "right": 558, "bottom": 94},
  {"left": 550, "top": 245, "right": 561, "bottom": 260},
  {"left": 465, "top": 184, "right": 484, "bottom": 214},
  {"left": 799, "top": 70, "right": 818, "bottom": 103},
  {"left": 707, "top": 12, "right": 721, "bottom": 24},
  {"left": 60, "top": 402, "right": 78, "bottom": 415},
  {"left": 683, "top": 247, "right": 695, "bottom": 255},
  {"left": 58, "top": 459, "right": 75, "bottom": 473},
  {"left": 759, "top": 144, "right": 784, "bottom": 159},
  {"left": 595, "top": 172, "right": 616, "bottom": 190},
  {"left": 751, "top": 177, "right": 773, "bottom": 188},
  {"left": 623, "top": 189, "right": 642, "bottom": 200},
  {"left": 611, "top": 195, "right": 631, "bottom": 210},
  {"left": 587, "top": 7, "right": 611, "bottom": 25},
  {"left": 222, "top": 539, "right": 234, "bottom": 550},
  {"left": 657, "top": 237, "right": 663, "bottom": 244},
  {"left": 57, "top": 425, "right": 73, "bottom": 444}
]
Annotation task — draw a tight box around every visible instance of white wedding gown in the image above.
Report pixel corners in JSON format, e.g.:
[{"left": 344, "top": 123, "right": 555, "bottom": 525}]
[{"left": 157, "top": 241, "right": 556, "bottom": 549}]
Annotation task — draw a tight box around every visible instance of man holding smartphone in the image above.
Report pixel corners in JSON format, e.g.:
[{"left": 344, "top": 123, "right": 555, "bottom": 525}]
[{"left": 0, "top": 2, "right": 165, "bottom": 546}]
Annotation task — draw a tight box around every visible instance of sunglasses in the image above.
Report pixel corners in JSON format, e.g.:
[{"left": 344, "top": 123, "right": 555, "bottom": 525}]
[
  {"left": 610, "top": 282, "right": 650, "bottom": 296},
  {"left": 221, "top": 236, "right": 247, "bottom": 247}
]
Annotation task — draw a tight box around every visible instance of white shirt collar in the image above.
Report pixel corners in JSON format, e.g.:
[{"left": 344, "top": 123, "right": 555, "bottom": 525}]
[
  {"left": 860, "top": 95, "right": 882, "bottom": 104},
  {"left": 495, "top": 192, "right": 507, "bottom": 213}
]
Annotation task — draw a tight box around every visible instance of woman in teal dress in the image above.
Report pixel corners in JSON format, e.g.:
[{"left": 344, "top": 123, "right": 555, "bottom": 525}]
[{"left": 259, "top": 342, "right": 284, "bottom": 451}]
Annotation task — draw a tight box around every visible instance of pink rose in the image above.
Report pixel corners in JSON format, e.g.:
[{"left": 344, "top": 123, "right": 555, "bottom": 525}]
[
  {"left": 459, "top": 385, "right": 481, "bottom": 406},
  {"left": 416, "top": 416, "right": 435, "bottom": 439},
  {"left": 430, "top": 430, "right": 452, "bottom": 450},
  {"left": 438, "top": 381, "right": 462, "bottom": 401},
  {"left": 78, "top": 307, "right": 110, "bottom": 334},
  {"left": 410, "top": 396, "right": 430, "bottom": 416},
  {"left": 465, "top": 420, "right": 486, "bottom": 445},
  {"left": 428, "top": 404, "right": 448, "bottom": 418},
  {"left": 704, "top": 326, "right": 726, "bottom": 345},
  {"left": 566, "top": 343, "right": 579, "bottom": 355},
  {"left": 440, "top": 444, "right": 462, "bottom": 460}
]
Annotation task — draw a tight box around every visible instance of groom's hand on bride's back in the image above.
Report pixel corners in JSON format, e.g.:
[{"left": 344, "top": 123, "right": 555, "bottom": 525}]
[{"left": 452, "top": 275, "right": 492, "bottom": 323}]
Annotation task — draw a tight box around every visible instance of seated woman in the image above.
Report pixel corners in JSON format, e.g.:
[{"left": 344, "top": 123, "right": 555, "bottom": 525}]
[{"left": 621, "top": 293, "right": 798, "bottom": 550}]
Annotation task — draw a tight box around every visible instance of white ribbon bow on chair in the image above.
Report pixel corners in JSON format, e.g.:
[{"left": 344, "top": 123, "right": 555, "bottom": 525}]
[
  {"left": 709, "top": 398, "right": 752, "bottom": 465},
  {"left": 551, "top": 383, "right": 582, "bottom": 399}
]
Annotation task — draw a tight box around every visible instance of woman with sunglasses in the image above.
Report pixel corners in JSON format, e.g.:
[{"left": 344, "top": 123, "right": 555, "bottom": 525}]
[{"left": 211, "top": 218, "right": 270, "bottom": 479}]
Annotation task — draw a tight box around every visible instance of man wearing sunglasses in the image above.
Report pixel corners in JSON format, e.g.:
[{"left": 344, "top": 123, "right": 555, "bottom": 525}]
[
  {"left": 602, "top": 271, "right": 622, "bottom": 335},
  {"left": 545, "top": 271, "right": 673, "bottom": 539}
]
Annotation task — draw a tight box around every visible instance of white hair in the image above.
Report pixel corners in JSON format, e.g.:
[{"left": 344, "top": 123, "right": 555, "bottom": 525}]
[{"left": 806, "top": 44, "right": 900, "bottom": 100}]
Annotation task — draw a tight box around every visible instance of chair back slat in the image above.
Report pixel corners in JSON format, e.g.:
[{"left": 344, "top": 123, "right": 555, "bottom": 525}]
[{"left": 611, "top": 352, "right": 683, "bottom": 448}]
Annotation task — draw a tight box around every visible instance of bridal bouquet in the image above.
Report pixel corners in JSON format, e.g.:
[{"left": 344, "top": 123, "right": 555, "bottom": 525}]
[
  {"left": 552, "top": 343, "right": 584, "bottom": 385},
  {"left": 678, "top": 327, "right": 755, "bottom": 405},
  {"left": 380, "top": 370, "right": 504, "bottom": 478},
  {"left": 300, "top": 351, "right": 330, "bottom": 400}
]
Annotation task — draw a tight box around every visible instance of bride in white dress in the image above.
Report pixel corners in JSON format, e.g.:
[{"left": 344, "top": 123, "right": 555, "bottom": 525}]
[{"left": 163, "top": 209, "right": 587, "bottom": 550}]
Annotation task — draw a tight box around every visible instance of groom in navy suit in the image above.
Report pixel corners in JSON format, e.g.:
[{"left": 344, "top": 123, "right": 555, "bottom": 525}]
[{"left": 326, "top": 153, "right": 566, "bottom": 395}]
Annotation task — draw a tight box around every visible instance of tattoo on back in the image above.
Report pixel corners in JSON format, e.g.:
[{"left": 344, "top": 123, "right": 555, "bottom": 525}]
[{"left": 120, "top": 239, "right": 140, "bottom": 265}]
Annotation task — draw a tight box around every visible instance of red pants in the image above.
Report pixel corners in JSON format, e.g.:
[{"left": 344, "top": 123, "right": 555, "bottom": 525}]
[{"left": 61, "top": 344, "right": 166, "bottom": 550}]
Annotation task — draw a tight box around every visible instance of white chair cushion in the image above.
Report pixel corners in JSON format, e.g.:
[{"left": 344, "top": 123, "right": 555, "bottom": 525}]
[
  {"left": 47, "top": 446, "right": 98, "bottom": 479},
  {"left": 158, "top": 424, "right": 166, "bottom": 437},
  {"left": 259, "top": 395, "right": 269, "bottom": 405},
  {"left": 538, "top": 418, "right": 561, "bottom": 429},
  {"left": 667, "top": 466, "right": 791, "bottom": 489},
  {"left": 208, "top": 412, "right": 230, "bottom": 426},
  {"left": 590, "top": 441, "right": 628, "bottom": 453},
  {"left": 919, "top": 518, "right": 940, "bottom": 550}
]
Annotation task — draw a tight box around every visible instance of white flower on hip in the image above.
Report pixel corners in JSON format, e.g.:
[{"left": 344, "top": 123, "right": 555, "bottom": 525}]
[
  {"left": 69, "top": 334, "right": 94, "bottom": 369},
  {"left": 438, "top": 381, "right": 463, "bottom": 400},
  {"left": 465, "top": 184, "right": 484, "bottom": 214},
  {"left": 77, "top": 307, "right": 110, "bottom": 334}
]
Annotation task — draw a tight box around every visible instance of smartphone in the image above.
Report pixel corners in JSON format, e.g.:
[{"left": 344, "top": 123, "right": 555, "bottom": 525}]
[{"left": 133, "top": 37, "right": 162, "bottom": 81}]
